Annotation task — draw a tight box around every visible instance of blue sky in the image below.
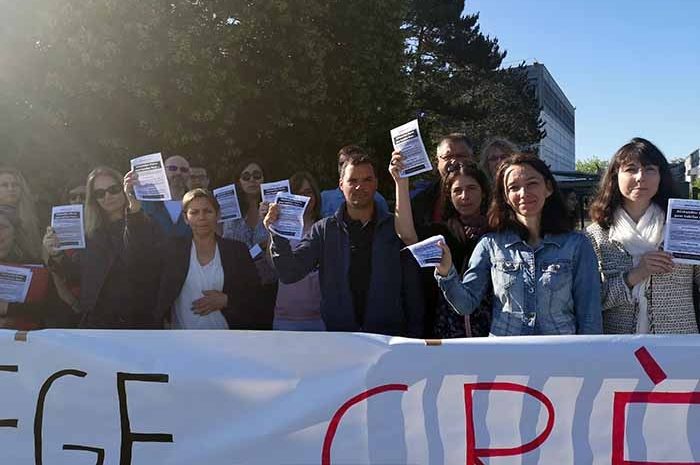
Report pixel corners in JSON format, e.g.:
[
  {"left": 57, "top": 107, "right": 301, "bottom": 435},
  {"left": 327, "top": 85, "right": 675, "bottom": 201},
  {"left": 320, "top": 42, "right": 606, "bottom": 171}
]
[{"left": 466, "top": 0, "right": 700, "bottom": 162}]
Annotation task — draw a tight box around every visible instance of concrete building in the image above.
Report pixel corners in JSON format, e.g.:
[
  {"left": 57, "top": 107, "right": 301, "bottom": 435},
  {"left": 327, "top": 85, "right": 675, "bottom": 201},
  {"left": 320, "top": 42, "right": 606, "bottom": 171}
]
[
  {"left": 684, "top": 148, "right": 699, "bottom": 198},
  {"left": 526, "top": 63, "right": 576, "bottom": 171}
]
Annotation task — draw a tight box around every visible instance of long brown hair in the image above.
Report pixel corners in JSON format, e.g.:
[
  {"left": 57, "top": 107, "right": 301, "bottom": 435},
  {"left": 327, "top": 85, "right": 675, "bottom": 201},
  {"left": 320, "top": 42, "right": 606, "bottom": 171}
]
[
  {"left": 290, "top": 171, "right": 321, "bottom": 222},
  {"left": 85, "top": 167, "right": 125, "bottom": 237},
  {"left": 589, "top": 137, "right": 674, "bottom": 229},
  {"left": 488, "top": 153, "right": 572, "bottom": 239},
  {"left": 0, "top": 167, "right": 41, "bottom": 258}
]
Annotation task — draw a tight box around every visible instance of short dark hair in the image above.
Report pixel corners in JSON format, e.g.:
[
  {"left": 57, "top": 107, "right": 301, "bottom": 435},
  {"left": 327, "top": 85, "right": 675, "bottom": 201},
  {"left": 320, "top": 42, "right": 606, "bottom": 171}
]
[
  {"left": 336, "top": 145, "right": 368, "bottom": 175},
  {"left": 339, "top": 153, "right": 376, "bottom": 180},
  {"left": 589, "top": 137, "right": 674, "bottom": 228},
  {"left": 182, "top": 188, "right": 220, "bottom": 213},
  {"left": 436, "top": 133, "right": 474, "bottom": 157},
  {"left": 488, "top": 153, "right": 573, "bottom": 238},
  {"left": 441, "top": 161, "right": 491, "bottom": 219}
]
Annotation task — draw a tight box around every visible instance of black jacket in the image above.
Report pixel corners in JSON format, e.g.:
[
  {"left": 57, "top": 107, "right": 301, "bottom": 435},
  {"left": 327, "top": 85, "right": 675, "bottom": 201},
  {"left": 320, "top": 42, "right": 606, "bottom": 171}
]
[
  {"left": 125, "top": 211, "right": 270, "bottom": 329},
  {"left": 52, "top": 219, "right": 153, "bottom": 328}
]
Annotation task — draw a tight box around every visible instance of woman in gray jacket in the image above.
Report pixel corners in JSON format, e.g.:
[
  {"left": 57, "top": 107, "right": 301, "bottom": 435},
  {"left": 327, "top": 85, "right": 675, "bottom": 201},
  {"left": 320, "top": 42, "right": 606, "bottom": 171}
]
[{"left": 586, "top": 137, "right": 699, "bottom": 334}]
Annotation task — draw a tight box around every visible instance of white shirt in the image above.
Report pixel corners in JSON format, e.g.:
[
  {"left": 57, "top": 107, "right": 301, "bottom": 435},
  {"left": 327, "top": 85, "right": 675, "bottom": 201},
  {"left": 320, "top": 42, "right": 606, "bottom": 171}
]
[
  {"left": 172, "top": 242, "right": 229, "bottom": 329},
  {"left": 164, "top": 200, "right": 183, "bottom": 224}
]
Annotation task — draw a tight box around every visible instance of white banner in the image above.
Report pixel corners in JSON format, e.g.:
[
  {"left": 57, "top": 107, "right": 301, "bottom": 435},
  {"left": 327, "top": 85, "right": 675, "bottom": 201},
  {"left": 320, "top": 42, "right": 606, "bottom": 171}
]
[{"left": 1, "top": 330, "right": 700, "bottom": 464}]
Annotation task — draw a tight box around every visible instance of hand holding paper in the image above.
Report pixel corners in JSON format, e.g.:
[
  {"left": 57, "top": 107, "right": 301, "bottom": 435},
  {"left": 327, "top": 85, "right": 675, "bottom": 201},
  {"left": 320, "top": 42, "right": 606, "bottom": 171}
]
[
  {"left": 406, "top": 235, "right": 446, "bottom": 268},
  {"left": 129, "top": 152, "right": 172, "bottom": 201},
  {"left": 268, "top": 193, "right": 310, "bottom": 240},
  {"left": 213, "top": 184, "right": 243, "bottom": 222},
  {"left": 50, "top": 205, "right": 85, "bottom": 250},
  {"left": 390, "top": 120, "right": 432, "bottom": 178}
]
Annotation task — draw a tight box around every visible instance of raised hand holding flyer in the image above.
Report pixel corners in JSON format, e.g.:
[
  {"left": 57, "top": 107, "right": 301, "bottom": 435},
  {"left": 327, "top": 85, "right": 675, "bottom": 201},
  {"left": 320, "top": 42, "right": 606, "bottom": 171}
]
[
  {"left": 261, "top": 180, "right": 291, "bottom": 204},
  {"left": 213, "top": 183, "right": 243, "bottom": 223},
  {"left": 50, "top": 205, "right": 85, "bottom": 250},
  {"left": 270, "top": 192, "right": 310, "bottom": 240},
  {"left": 406, "top": 235, "right": 445, "bottom": 267},
  {"left": 0, "top": 264, "right": 33, "bottom": 303},
  {"left": 130, "top": 152, "right": 172, "bottom": 201},
  {"left": 390, "top": 119, "right": 433, "bottom": 178},
  {"left": 663, "top": 198, "right": 700, "bottom": 265}
]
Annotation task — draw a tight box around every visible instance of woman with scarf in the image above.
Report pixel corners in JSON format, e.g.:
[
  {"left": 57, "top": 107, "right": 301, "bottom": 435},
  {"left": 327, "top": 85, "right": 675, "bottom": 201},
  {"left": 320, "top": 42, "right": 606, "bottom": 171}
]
[
  {"left": 391, "top": 153, "right": 492, "bottom": 337},
  {"left": 587, "top": 137, "right": 698, "bottom": 334}
]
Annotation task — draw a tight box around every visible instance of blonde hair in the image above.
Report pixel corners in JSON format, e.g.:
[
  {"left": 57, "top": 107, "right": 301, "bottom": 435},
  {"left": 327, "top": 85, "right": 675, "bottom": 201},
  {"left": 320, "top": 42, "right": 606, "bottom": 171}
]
[
  {"left": 479, "top": 137, "right": 518, "bottom": 178},
  {"left": 85, "top": 167, "right": 125, "bottom": 237},
  {"left": 0, "top": 167, "right": 42, "bottom": 258}
]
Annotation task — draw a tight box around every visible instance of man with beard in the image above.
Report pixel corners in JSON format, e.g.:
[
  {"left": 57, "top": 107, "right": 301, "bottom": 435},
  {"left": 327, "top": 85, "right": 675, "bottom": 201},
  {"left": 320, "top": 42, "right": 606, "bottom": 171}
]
[
  {"left": 141, "top": 155, "right": 193, "bottom": 238},
  {"left": 263, "top": 150, "right": 424, "bottom": 338}
]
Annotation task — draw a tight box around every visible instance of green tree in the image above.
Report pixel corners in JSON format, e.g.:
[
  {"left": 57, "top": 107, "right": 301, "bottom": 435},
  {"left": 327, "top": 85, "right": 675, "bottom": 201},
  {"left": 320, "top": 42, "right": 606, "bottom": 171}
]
[
  {"left": 403, "top": 0, "right": 543, "bottom": 152},
  {"left": 576, "top": 157, "right": 609, "bottom": 174}
]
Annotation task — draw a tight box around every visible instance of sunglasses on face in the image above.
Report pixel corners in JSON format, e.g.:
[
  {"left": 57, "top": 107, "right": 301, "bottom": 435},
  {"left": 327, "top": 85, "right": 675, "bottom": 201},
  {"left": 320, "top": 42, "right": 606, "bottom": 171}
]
[
  {"left": 240, "top": 171, "right": 263, "bottom": 182},
  {"left": 438, "top": 153, "right": 470, "bottom": 162},
  {"left": 445, "top": 159, "right": 478, "bottom": 173},
  {"left": 93, "top": 184, "right": 122, "bottom": 200},
  {"left": 166, "top": 166, "right": 190, "bottom": 173}
]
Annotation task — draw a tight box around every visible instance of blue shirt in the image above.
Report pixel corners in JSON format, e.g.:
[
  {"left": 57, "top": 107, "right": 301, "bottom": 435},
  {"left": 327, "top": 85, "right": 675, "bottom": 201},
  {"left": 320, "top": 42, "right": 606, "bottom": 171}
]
[
  {"left": 320, "top": 188, "right": 389, "bottom": 218},
  {"left": 141, "top": 201, "right": 191, "bottom": 239},
  {"left": 435, "top": 230, "right": 602, "bottom": 336}
]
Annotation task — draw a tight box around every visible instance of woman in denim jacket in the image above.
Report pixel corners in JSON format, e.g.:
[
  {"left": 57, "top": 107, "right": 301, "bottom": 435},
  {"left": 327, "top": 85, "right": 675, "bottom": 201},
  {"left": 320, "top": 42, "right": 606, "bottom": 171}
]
[{"left": 435, "top": 153, "right": 603, "bottom": 336}]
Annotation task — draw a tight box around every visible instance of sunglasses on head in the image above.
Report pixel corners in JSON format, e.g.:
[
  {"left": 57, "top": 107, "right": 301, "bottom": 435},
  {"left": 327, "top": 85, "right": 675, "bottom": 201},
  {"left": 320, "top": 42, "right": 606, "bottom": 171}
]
[
  {"left": 240, "top": 171, "right": 263, "bottom": 182},
  {"left": 166, "top": 166, "right": 190, "bottom": 173},
  {"left": 93, "top": 184, "right": 122, "bottom": 200}
]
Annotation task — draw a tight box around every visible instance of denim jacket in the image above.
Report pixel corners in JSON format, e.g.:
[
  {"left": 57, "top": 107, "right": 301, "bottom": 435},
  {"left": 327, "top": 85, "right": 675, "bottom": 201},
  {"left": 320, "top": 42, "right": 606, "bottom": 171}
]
[{"left": 435, "top": 230, "right": 602, "bottom": 336}]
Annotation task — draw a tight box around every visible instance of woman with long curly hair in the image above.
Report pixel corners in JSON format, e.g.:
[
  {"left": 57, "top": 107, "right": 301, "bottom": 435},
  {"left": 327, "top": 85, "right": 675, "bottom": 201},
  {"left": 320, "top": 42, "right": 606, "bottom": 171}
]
[{"left": 0, "top": 167, "right": 42, "bottom": 259}]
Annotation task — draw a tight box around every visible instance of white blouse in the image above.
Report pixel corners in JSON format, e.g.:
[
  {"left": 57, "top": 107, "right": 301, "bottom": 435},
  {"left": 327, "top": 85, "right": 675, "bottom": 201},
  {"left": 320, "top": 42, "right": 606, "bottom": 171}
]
[{"left": 172, "top": 242, "right": 228, "bottom": 329}]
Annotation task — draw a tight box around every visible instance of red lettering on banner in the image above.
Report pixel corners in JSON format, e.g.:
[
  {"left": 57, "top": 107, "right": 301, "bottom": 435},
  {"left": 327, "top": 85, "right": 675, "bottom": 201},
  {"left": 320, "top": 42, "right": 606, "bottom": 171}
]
[
  {"left": 464, "top": 382, "right": 555, "bottom": 465},
  {"left": 611, "top": 391, "right": 700, "bottom": 465},
  {"left": 634, "top": 347, "right": 667, "bottom": 385},
  {"left": 321, "top": 384, "right": 408, "bottom": 465}
]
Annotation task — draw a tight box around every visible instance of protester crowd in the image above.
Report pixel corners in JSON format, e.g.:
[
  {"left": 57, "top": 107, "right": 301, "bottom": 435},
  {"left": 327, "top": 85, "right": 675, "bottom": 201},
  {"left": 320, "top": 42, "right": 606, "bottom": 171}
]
[{"left": 1, "top": 135, "right": 698, "bottom": 337}]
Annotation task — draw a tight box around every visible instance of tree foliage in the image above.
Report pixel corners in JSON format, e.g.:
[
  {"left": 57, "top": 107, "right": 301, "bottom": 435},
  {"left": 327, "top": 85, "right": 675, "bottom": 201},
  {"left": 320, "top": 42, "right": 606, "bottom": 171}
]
[
  {"left": 1, "top": 0, "right": 542, "bottom": 207},
  {"left": 576, "top": 157, "right": 609, "bottom": 175},
  {"left": 403, "top": 0, "right": 543, "bottom": 151}
]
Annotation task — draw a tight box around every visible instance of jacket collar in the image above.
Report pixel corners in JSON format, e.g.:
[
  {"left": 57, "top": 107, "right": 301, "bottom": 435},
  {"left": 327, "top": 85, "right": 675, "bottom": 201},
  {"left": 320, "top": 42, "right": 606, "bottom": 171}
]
[
  {"left": 503, "top": 230, "right": 567, "bottom": 248},
  {"left": 333, "top": 201, "right": 392, "bottom": 230}
]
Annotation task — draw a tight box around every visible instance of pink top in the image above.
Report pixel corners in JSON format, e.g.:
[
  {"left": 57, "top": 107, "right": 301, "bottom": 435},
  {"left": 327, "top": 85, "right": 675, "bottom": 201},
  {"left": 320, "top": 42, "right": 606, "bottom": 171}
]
[{"left": 273, "top": 237, "right": 322, "bottom": 321}]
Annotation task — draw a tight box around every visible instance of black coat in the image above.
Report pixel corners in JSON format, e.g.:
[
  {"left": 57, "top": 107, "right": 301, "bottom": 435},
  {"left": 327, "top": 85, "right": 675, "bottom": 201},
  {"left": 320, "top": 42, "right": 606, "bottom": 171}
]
[
  {"left": 52, "top": 219, "right": 153, "bottom": 328},
  {"left": 125, "top": 211, "right": 270, "bottom": 329}
]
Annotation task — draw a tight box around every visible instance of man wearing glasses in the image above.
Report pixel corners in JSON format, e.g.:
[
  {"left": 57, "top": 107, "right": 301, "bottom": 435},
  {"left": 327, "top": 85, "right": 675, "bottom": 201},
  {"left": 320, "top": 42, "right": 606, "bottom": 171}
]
[
  {"left": 410, "top": 133, "right": 477, "bottom": 238},
  {"left": 141, "top": 155, "right": 193, "bottom": 238}
]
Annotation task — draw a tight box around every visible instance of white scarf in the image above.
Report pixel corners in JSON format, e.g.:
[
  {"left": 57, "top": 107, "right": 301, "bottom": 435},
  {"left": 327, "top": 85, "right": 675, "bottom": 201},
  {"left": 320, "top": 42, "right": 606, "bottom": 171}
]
[{"left": 609, "top": 204, "right": 665, "bottom": 334}]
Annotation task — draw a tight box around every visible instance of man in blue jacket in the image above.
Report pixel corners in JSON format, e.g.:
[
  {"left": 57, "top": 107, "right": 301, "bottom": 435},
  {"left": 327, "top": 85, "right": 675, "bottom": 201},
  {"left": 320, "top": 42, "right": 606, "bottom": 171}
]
[
  {"left": 141, "top": 155, "right": 192, "bottom": 239},
  {"left": 264, "top": 152, "right": 424, "bottom": 338}
]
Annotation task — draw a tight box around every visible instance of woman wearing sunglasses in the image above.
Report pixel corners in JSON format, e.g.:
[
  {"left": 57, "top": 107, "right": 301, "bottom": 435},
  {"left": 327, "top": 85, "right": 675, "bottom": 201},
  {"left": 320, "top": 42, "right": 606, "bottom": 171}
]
[
  {"left": 43, "top": 167, "right": 157, "bottom": 328},
  {"left": 223, "top": 158, "right": 278, "bottom": 310}
]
